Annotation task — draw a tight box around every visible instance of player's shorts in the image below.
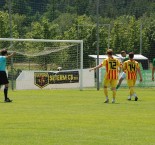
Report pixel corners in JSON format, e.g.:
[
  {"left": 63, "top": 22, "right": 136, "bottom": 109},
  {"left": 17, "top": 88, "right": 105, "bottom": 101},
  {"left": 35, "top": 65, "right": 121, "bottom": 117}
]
[
  {"left": 103, "top": 79, "right": 117, "bottom": 88},
  {"left": 127, "top": 79, "right": 136, "bottom": 87},
  {"left": 0, "top": 71, "right": 9, "bottom": 85},
  {"left": 120, "top": 72, "right": 126, "bottom": 79}
]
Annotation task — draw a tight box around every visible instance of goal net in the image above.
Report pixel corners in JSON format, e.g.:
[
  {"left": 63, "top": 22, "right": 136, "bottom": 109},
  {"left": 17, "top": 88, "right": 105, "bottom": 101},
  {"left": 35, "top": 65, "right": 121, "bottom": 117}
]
[{"left": 0, "top": 38, "right": 93, "bottom": 90}]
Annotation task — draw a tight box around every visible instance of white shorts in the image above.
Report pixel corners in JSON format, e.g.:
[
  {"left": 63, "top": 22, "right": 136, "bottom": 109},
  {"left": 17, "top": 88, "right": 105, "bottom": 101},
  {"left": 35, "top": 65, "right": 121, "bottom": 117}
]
[{"left": 120, "top": 72, "right": 126, "bottom": 79}]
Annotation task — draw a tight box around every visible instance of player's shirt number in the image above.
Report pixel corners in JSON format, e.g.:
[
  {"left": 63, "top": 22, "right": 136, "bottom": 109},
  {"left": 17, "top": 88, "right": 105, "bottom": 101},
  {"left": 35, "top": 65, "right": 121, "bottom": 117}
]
[
  {"left": 109, "top": 61, "right": 116, "bottom": 69},
  {"left": 129, "top": 63, "right": 136, "bottom": 71}
]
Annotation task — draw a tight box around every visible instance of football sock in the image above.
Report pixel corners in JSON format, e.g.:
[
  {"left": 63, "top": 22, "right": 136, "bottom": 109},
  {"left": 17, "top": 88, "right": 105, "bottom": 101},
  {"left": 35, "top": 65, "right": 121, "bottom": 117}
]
[
  {"left": 112, "top": 98, "right": 115, "bottom": 102},
  {"left": 133, "top": 93, "right": 137, "bottom": 98},
  {"left": 112, "top": 90, "right": 116, "bottom": 99},
  {"left": 116, "top": 84, "right": 120, "bottom": 90},
  {"left": 4, "top": 87, "right": 8, "bottom": 100},
  {"left": 130, "top": 87, "right": 134, "bottom": 96},
  {"left": 104, "top": 88, "right": 108, "bottom": 97}
]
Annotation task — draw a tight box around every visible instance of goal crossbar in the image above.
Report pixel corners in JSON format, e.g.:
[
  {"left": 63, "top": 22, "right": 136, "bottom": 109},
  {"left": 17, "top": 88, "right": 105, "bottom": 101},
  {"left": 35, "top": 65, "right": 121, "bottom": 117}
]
[
  {"left": 0, "top": 38, "right": 83, "bottom": 90},
  {"left": 0, "top": 38, "right": 83, "bottom": 43}
]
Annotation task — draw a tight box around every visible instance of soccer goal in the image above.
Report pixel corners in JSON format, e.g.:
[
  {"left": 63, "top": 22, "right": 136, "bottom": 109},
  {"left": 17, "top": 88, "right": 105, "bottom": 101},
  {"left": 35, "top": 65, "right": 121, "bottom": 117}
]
[{"left": 0, "top": 38, "right": 91, "bottom": 90}]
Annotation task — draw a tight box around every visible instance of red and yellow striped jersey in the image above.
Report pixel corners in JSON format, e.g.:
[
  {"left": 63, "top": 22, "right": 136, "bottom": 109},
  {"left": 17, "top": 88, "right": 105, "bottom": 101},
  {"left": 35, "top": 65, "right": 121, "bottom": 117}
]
[
  {"left": 123, "top": 60, "right": 140, "bottom": 80},
  {"left": 102, "top": 57, "right": 121, "bottom": 80}
]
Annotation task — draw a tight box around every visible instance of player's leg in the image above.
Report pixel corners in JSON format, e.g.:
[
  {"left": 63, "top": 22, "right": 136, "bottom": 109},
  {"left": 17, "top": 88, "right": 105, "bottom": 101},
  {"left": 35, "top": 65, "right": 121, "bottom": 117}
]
[
  {"left": 116, "top": 72, "right": 126, "bottom": 90},
  {"left": 127, "top": 80, "right": 131, "bottom": 100},
  {"left": 4, "top": 84, "right": 12, "bottom": 102},
  {"left": 2, "top": 71, "right": 12, "bottom": 102},
  {"left": 127, "top": 80, "right": 134, "bottom": 100},
  {"left": 111, "top": 80, "right": 117, "bottom": 103},
  {"left": 116, "top": 78, "right": 123, "bottom": 89},
  {"left": 0, "top": 71, "right": 12, "bottom": 102},
  {"left": 4, "top": 84, "right": 8, "bottom": 101},
  {"left": 103, "top": 79, "right": 110, "bottom": 103},
  {"left": 132, "top": 80, "right": 138, "bottom": 101}
]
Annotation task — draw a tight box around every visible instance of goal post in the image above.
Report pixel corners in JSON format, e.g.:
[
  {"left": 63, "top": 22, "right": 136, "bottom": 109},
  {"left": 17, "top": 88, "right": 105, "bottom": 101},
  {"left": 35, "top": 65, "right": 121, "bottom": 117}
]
[{"left": 0, "top": 38, "right": 84, "bottom": 90}]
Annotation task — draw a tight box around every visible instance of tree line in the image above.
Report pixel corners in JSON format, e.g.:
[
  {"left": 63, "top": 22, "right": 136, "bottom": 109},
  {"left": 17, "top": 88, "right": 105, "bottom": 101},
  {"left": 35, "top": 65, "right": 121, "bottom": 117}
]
[
  {"left": 1, "top": 0, "right": 154, "bottom": 20},
  {"left": 0, "top": 0, "right": 155, "bottom": 68}
]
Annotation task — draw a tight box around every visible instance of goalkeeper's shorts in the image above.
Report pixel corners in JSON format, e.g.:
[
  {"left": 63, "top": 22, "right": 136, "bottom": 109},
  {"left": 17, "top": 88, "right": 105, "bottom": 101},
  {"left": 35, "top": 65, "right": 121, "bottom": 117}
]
[{"left": 0, "top": 71, "right": 9, "bottom": 85}]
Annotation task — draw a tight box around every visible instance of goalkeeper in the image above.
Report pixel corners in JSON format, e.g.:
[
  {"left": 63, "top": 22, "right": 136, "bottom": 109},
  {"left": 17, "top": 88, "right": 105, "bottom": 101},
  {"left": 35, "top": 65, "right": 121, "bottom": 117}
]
[
  {"left": 0, "top": 49, "right": 16, "bottom": 102},
  {"left": 116, "top": 50, "right": 129, "bottom": 90}
]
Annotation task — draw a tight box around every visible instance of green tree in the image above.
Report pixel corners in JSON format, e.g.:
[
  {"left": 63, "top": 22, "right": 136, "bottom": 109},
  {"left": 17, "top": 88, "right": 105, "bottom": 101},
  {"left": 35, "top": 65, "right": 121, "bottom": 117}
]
[
  {"left": 0, "top": 11, "right": 19, "bottom": 48},
  {"left": 111, "top": 15, "right": 141, "bottom": 53},
  {"left": 142, "top": 13, "right": 155, "bottom": 60}
]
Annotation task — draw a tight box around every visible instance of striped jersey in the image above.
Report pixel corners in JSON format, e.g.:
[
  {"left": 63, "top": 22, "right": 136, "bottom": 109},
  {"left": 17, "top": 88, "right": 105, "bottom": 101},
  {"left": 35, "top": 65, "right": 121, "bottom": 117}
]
[
  {"left": 121, "top": 56, "right": 129, "bottom": 73},
  {"left": 123, "top": 60, "right": 140, "bottom": 80},
  {"left": 102, "top": 57, "right": 121, "bottom": 80}
]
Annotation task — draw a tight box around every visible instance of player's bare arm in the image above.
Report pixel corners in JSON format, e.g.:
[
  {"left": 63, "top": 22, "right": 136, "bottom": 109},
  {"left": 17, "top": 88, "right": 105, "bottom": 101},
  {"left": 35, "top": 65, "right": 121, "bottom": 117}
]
[
  {"left": 137, "top": 68, "right": 142, "bottom": 82},
  {"left": 119, "top": 62, "right": 123, "bottom": 73},
  {"left": 89, "top": 64, "right": 102, "bottom": 72},
  {"left": 152, "top": 67, "right": 155, "bottom": 81},
  {"left": 6, "top": 52, "right": 16, "bottom": 59},
  {"left": 122, "top": 63, "right": 126, "bottom": 72}
]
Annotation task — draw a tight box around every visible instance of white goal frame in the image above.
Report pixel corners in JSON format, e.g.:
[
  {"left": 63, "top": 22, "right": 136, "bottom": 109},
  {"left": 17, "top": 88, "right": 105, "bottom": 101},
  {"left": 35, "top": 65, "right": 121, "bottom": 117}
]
[{"left": 0, "top": 38, "right": 83, "bottom": 90}]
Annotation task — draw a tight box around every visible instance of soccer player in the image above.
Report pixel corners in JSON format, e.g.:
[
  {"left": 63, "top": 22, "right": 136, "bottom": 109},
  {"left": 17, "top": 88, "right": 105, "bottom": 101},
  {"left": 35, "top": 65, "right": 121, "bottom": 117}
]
[
  {"left": 116, "top": 50, "right": 129, "bottom": 90},
  {"left": 89, "top": 49, "right": 121, "bottom": 103},
  {"left": 0, "top": 49, "right": 16, "bottom": 102},
  {"left": 152, "top": 58, "right": 155, "bottom": 81},
  {"left": 123, "top": 52, "right": 142, "bottom": 101}
]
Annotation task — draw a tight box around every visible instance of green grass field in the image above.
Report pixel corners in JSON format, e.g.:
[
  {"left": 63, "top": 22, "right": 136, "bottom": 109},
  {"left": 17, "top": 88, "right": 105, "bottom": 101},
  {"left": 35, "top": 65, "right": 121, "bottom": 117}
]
[{"left": 0, "top": 88, "right": 155, "bottom": 145}]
